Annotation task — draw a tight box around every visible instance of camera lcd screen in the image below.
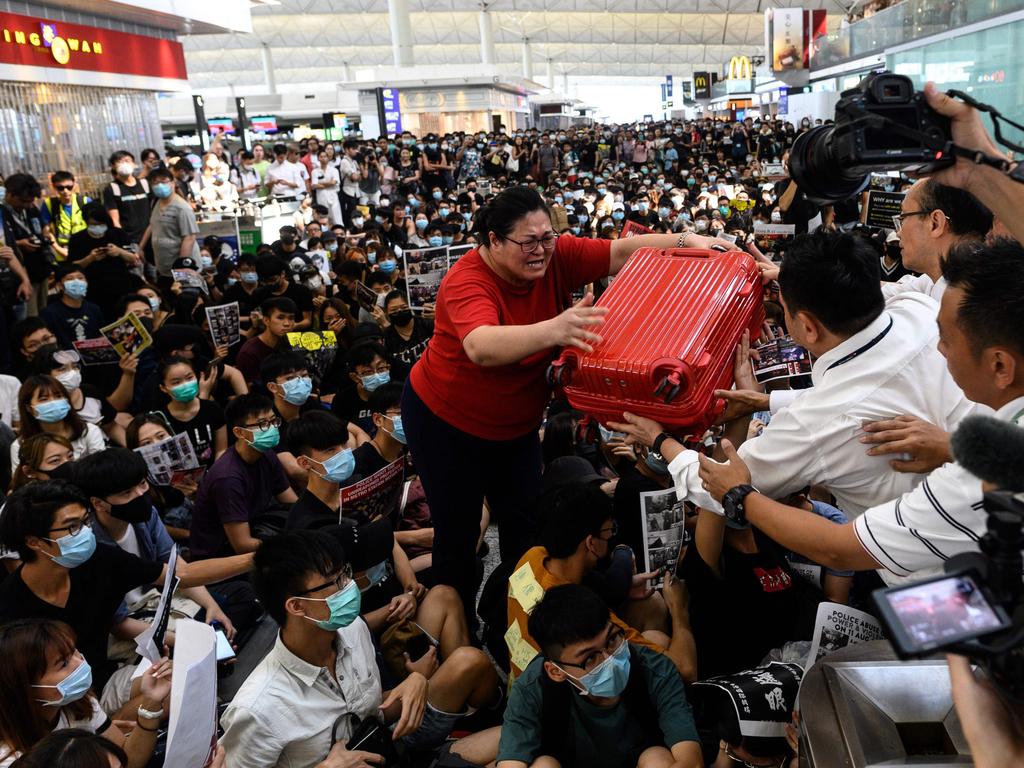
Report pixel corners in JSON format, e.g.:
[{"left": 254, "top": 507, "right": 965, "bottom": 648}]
[
  {"left": 880, "top": 574, "right": 1008, "bottom": 652},
  {"left": 864, "top": 107, "right": 923, "bottom": 151}
]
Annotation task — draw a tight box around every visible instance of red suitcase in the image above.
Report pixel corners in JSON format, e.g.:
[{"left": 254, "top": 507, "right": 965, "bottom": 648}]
[{"left": 549, "top": 247, "right": 764, "bottom": 436}]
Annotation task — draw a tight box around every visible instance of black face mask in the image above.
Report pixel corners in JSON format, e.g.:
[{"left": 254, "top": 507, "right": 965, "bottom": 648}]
[
  {"left": 389, "top": 310, "right": 413, "bottom": 326},
  {"left": 107, "top": 491, "right": 153, "bottom": 524},
  {"left": 47, "top": 460, "right": 75, "bottom": 481}
]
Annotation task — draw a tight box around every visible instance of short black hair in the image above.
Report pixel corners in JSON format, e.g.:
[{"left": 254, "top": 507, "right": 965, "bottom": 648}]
[
  {"left": 11, "top": 317, "right": 50, "bottom": 350},
  {"left": 256, "top": 255, "right": 287, "bottom": 280},
  {"left": 347, "top": 342, "right": 387, "bottom": 373},
  {"left": 778, "top": 230, "right": 884, "bottom": 337},
  {"left": 5, "top": 173, "right": 41, "bottom": 200},
  {"left": 287, "top": 410, "right": 350, "bottom": 457},
  {"left": 260, "top": 295, "right": 298, "bottom": 318},
  {"left": 225, "top": 393, "right": 275, "bottom": 431},
  {"left": 116, "top": 293, "right": 152, "bottom": 318},
  {"left": 918, "top": 180, "right": 993, "bottom": 238},
  {"left": 148, "top": 167, "right": 173, "bottom": 184},
  {"left": 941, "top": 237, "right": 1024, "bottom": 358},
  {"left": 538, "top": 483, "right": 613, "bottom": 558},
  {"left": 0, "top": 480, "right": 90, "bottom": 562},
  {"left": 252, "top": 529, "right": 347, "bottom": 625},
  {"left": 365, "top": 272, "right": 392, "bottom": 289},
  {"left": 527, "top": 584, "right": 610, "bottom": 659},
  {"left": 72, "top": 448, "right": 148, "bottom": 500},
  {"left": 12, "top": 728, "right": 128, "bottom": 768},
  {"left": 383, "top": 290, "right": 406, "bottom": 310},
  {"left": 80, "top": 202, "right": 112, "bottom": 227},
  {"left": 109, "top": 150, "right": 135, "bottom": 166},
  {"left": 472, "top": 186, "right": 550, "bottom": 242},
  {"left": 260, "top": 350, "right": 309, "bottom": 385},
  {"left": 336, "top": 262, "right": 365, "bottom": 281},
  {"left": 367, "top": 382, "right": 403, "bottom": 415},
  {"left": 50, "top": 170, "right": 74, "bottom": 187}
]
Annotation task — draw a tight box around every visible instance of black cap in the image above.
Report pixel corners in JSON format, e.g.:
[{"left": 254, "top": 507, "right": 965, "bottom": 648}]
[
  {"left": 543, "top": 456, "right": 607, "bottom": 493},
  {"left": 172, "top": 255, "right": 199, "bottom": 271}
]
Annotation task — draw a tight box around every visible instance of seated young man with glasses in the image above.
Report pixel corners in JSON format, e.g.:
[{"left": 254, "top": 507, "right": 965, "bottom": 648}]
[
  {"left": 505, "top": 483, "right": 696, "bottom": 684},
  {"left": 221, "top": 529, "right": 502, "bottom": 768},
  {"left": 189, "top": 393, "right": 297, "bottom": 560},
  {"left": 498, "top": 583, "right": 701, "bottom": 768}
]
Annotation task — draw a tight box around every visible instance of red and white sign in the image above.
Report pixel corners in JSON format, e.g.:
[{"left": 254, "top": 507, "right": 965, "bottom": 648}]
[{"left": 0, "top": 10, "right": 187, "bottom": 88}]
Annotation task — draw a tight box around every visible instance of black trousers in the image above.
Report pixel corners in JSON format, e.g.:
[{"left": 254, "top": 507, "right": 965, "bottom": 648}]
[{"left": 401, "top": 381, "right": 542, "bottom": 621}]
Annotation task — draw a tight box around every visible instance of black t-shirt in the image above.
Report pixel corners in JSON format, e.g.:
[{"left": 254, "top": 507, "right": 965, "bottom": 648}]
[
  {"left": 332, "top": 386, "right": 374, "bottom": 436},
  {"left": 223, "top": 283, "right": 261, "bottom": 318},
  {"left": 252, "top": 281, "right": 314, "bottom": 319},
  {"left": 101, "top": 179, "right": 151, "bottom": 243},
  {"left": 271, "top": 243, "right": 308, "bottom": 262},
  {"left": 287, "top": 489, "right": 340, "bottom": 531},
  {"left": 67, "top": 227, "right": 137, "bottom": 320},
  {"left": 678, "top": 529, "right": 812, "bottom": 679},
  {"left": 40, "top": 299, "right": 105, "bottom": 348},
  {"left": 0, "top": 544, "right": 162, "bottom": 680},
  {"left": 161, "top": 399, "right": 226, "bottom": 469},
  {"left": 352, "top": 441, "right": 389, "bottom": 481},
  {"left": 383, "top": 317, "right": 434, "bottom": 366}
]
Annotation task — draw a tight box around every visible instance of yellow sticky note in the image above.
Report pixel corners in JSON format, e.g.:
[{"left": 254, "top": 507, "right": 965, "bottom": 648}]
[
  {"left": 509, "top": 562, "right": 543, "bottom": 614},
  {"left": 504, "top": 620, "right": 539, "bottom": 672}
]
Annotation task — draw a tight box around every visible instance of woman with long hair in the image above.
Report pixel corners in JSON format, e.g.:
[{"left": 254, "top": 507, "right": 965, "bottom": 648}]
[
  {"left": 10, "top": 433, "right": 74, "bottom": 491},
  {"left": 9, "top": 376, "right": 104, "bottom": 476}
]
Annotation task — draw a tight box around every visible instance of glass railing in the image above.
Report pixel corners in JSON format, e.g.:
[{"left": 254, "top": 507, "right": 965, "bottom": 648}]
[{"left": 814, "top": 0, "right": 1024, "bottom": 70}]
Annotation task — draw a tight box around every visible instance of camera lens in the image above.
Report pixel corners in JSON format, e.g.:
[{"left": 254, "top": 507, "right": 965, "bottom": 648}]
[{"left": 789, "top": 126, "right": 872, "bottom": 206}]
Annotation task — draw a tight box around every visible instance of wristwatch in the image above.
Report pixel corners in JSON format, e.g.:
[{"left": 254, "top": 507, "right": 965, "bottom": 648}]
[
  {"left": 137, "top": 705, "right": 165, "bottom": 721},
  {"left": 722, "top": 484, "right": 757, "bottom": 526},
  {"left": 652, "top": 432, "right": 674, "bottom": 457}
]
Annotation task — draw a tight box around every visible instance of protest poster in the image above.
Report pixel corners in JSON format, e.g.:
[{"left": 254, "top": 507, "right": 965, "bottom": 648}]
[
  {"left": 692, "top": 662, "right": 803, "bottom": 738},
  {"left": 100, "top": 311, "right": 152, "bottom": 357},
  {"left": 287, "top": 330, "right": 338, "bottom": 386},
  {"left": 164, "top": 619, "right": 218, "bottom": 768},
  {"left": 620, "top": 220, "right": 655, "bottom": 239},
  {"left": 864, "top": 190, "right": 906, "bottom": 230},
  {"left": 762, "top": 162, "right": 786, "bottom": 178},
  {"left": 639, "top": 488, "right": 688, "bottom": 578},
  {"left": 205, "top": 302, "right": 241, "bottom": 348},
  {"left": 135, "top": 546, "right": 178, "bottom": 663},
  {"left": 135, "top": 432, "right": 201, "bottom": 487},
  {"left": 753, "top": 336, "right": 812, "bottom": 385},
  {"left": 355, "top": 281, "right": 380, "bottom": 313},
  {"left": 447, "top": 244, "right": 473, "bottom": 268},
  {"left": 72, "top": 337, "right": 120, "bottom": 366},
  {"left": 753, "top": 221, "right": 797, "bottom": 238},
  {"left": 171, "top": 267, "right": 208, "bottom": 294},
  {"left": 340, "top": 457, "right": 406, "bottom": 525},
  {"left": 805, "top": 601, "right": 884, "bottom": 669},
  {"left": 402, "top": 245, "right": 448, "bottom": 312}
]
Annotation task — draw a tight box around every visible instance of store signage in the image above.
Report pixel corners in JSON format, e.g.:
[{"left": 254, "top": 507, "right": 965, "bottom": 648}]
[
  {"left": 381, "top": 88, "right": 403, "bottom": 134},
  {"left": 666, "top": 74, "right": 673, "bottom": 97},
  {"left": 778, "top": 86, "right": 788, "bottom": 115},
  {"left": 694, "top": 71, "right": 712, "bottom": 100},
  {"left": 0, "top": 10, "right": 186, "bottom": 81},
  {"left": 728, "top": 56, "right": 753, "bottom": 80}
]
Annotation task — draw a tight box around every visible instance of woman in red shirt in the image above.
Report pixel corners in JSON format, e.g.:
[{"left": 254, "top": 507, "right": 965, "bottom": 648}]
[{"left": 402, "top": 186, "right": 716, "bottom": 617}]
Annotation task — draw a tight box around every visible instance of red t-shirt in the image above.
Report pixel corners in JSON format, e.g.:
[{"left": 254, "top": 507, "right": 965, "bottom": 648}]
[{"left": 410, "top": 235, "right": 611, "bottom": 440}]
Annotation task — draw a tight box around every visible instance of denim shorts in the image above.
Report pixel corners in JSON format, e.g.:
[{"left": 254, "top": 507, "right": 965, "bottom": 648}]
[{"left": 399, "top": 702, "right": 466, "bottom": 751}]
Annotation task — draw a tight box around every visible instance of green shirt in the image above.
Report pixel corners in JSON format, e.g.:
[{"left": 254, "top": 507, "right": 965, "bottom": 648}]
[{"left": 497, "top": 644, "right": 698, "bottom": 767}]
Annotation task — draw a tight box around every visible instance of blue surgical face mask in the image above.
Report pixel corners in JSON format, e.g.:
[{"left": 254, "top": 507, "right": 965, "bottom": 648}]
[
  {"left": 443, "top": 235, "right": 453, "bottom": 245},
  {"left": 201, "top": 255, "right": 214, "bottom": 269},
  {"left": 462, "top": 212, "right": 472, "bottom": 222},
  {"left": 311, "top": 446, "right": 355, "bottom": 483},
  {"left": 360, "top": 371, "right": 390, "bottom": 392},
  {"left": 63, "top": 279, "right": 88, "bottom": 300},
  {"left": 34, "top": 398, "right": 71, "bottom": 423},
  {"left": 367, "top": 251, "right": 378, "bottom": 265},
  {"left": 439, "top": 207, "right": 450, "bottom": 218},
  {"left": 152, "top": 183, "right": 173, "bottom": 199},
  {"left": 379, "top": 259, "right": 396, "bottom": 274},
  {"left": 560, "top": 637, "right": 631, "bottom": 698},
  {"left": 428, "top": 236, "right": 443, "bottom": 248},
  {"left": 570, "top": 226, "right": 580, "bottom": 235},
  {"left": 226, "top": 276, "right": 238, "bottom": 287},
  {"left": 432, "top": 191, "right": 443, "bottom": 200},
  {"left": 612, "top": 211, "right": 625, "bottom": 222},
  {"left": 645, "top": 451, "right": 670, "bottom": 475},
  {"left": 33, "top": 655, "right": 93, "bottom": 707},
  {"left": 384, "top": 414, "right": 406, "bottom": 445},
  {"left": 281, "top": 375, "right": 313, "bottom": 405},
  {"left": 241, "top": 271, "right": 258, "bottom": 284},
  {"left": 415, "top": 218, "right": 428, "bottom": 230},
  {"left": 300, "top": 579, "right": 362, "bottom": 631},
  {"left": 44, "top": 525, "right": 96, "bottom": 569},
  {"left": 362, "top": 561, "right": 389, "bottom": 592},
  {"left": 659, "top": 207, "right": 671, "bottom": 218},
  {"left": 352, "top": 217, "right": 365, "bottom": 228},
  {"left": 87, "top": 224, "right": 107, "bottom": 238}
]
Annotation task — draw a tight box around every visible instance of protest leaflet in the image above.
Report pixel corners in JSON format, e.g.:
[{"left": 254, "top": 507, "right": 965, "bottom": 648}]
[
  {"left": 73, "top": 337, "right": 120, "bottom": 366},
  {"left": 100, "top": 311, "right": 152, "bottom": 357},
  {"left": 135, "top": 432, "right": 202, "bottom": 487},
  {"left": 135, "top": 546, "right": 178, "bottom": 663},
  {"left": 692, "top": 662, "right": 803, "bottom": 738},
  {"left": 287, "top": 330, "right": 338, "bottom": 386},
  {"left": 171, "top": 267, "right": 208, "bottom": 294},
  {"left": 355, "top": 281, "right": 380, "bottom": 313},
  {"left": 164, "top": 619, "right": 218, "bottom": 768},
  {"left": 447, "top": 243, "right": 473, "bottom": 267},
  {"left": 620, "top": 220, "right": 655, "bottom": 239},
  {"left": 753, "top": 336, "right": 812, "bottom": 384},
  {"left": 639, "top": 488, "right": 688, "bottom": 577},
  {"left": 206, "top": 302, "right": 241, "bottom": 348},
  {"left": 340, "top": 457, "right": 405, "bottom": 525},
  {"left": 402, "top": 245, "right": 448, "bottom": 311},
  {"left": 805, "top": 601, "right": 885, "bottom": 668},
  {"left": 753, "top": 221, "right": 797, "bottom": 238},
  {"left": 864, "top": 190, "right": 906, "bottom": 230}
]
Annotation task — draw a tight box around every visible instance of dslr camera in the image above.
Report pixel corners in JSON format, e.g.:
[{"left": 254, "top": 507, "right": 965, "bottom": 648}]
[{"left": 789, "top": 71, "right": 954, "bottom": 205}]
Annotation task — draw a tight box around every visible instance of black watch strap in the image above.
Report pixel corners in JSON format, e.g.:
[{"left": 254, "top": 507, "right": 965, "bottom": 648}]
[{"left": 652, "top": 432, "right": 673, "bottom": 457}]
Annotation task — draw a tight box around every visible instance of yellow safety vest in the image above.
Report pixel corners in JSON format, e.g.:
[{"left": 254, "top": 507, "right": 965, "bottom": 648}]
[{"left": 44, "top": 195, "right": 88, "bottom": 258}]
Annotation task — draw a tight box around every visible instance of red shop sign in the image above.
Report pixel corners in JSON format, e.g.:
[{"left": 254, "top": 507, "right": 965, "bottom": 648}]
[{"left": 0, "top": 11, "right": 187, "bottom": 81}]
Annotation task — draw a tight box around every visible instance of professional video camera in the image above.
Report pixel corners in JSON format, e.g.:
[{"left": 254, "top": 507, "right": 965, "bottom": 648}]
[
  {"left": 872, "top": 414, "right": 1024, "bottom": 698},
  {"left": 789, "top": 72, "right": 953, "bottom": 205}
]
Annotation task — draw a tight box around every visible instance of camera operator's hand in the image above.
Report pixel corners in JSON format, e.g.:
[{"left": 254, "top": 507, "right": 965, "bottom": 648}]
[
  {"left": 947, "top": 653, "right": 1024, "bottom": 768},
  {"left": 16, "top": 237, "right": 39, "bottom": 252},
  {"left": 924, "top": 82, "right": 1005, "bottom": 192},
  {"left": 859, "top": 414, "right": 953, "bottom": 473}
]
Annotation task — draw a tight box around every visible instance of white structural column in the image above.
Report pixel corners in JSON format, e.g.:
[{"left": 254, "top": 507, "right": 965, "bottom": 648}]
[
  {"left": 479, "top": 9, "right": 496, "bottom": 65},
  {"left": 261, "top": 43, "right": 277, "bottom": 94},
  {"left": 546, "top": 58, "right": 554, "bottom": 89},
  {"left": 387, "top": 0, "right": 414, "bottom": 68},
  {"left": 562, "top": 71, "right": 569, "bottom": 94},
  {"left": 341, "top": 61, "right": 352, "bottom": 81},
  {"left": 521, "top": 37, "right": 533, "bottom": 80}
]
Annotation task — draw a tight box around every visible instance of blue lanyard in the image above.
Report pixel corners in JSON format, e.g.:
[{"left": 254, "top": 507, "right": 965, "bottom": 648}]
[{"left": 824, "top": 315, "right": 894, "bottom": 373}]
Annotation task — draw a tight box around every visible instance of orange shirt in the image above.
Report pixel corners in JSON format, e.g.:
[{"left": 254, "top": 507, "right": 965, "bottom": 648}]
[{"left": 505, "top": 545, "right": 665, "bottom": 682}]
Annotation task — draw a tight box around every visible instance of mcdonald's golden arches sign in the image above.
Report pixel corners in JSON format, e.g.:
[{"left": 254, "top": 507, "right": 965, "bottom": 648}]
[{"left": 727, "top": 56, "right": 752, "bottom": 80}]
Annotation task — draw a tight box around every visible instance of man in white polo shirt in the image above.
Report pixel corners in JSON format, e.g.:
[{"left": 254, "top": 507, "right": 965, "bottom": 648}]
[
  {"left": 266, "top": 143, "right": 308, "bottom": 201},
  {"left": 613, "top": 229, "right": 975, "bottom": 520},
  {"left": 693, "top": 239, "right": 1024, "bottom": 585}
]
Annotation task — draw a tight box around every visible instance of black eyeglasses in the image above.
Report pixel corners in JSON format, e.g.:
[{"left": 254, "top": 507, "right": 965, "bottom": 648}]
[
  {"left": 243, "top": 417, "right": 282, "bottom": 432},
  {"left": 49, "top": 517, "right": 92, "bottom": 537},
  {"left": 551, "top": 625, "right": 625, "bottom": 673},
  {"left": 295, "top": 564, "right": 354, "bottom": 596},
  {"left": 504, "top": 233, "right": 559, "bottom": 254},
  {"left": 892, "top": 210, "right": 949, "bottom": 233}
]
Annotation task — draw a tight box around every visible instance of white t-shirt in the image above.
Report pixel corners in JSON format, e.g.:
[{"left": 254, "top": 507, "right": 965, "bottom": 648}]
[
  {"left": 0, "top": 375, "right": 19, "bottom": 429},
  {"left": 117, "top": 524, "right": 147, "bottom": 606},
  {"left": 0, "top": 697, "right": 109, "bottom": 767},
  {"left": 312, "top": 165, "right": 340, "bottom": 208}
]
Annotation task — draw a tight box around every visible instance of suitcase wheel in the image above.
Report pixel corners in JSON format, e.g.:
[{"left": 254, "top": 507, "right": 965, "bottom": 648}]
[
  {"left": 653, "top": 372, "right": 683, "bottom": 405},
  {"left": 547, "top": 360, "right": 573, "bottom": 387}
]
